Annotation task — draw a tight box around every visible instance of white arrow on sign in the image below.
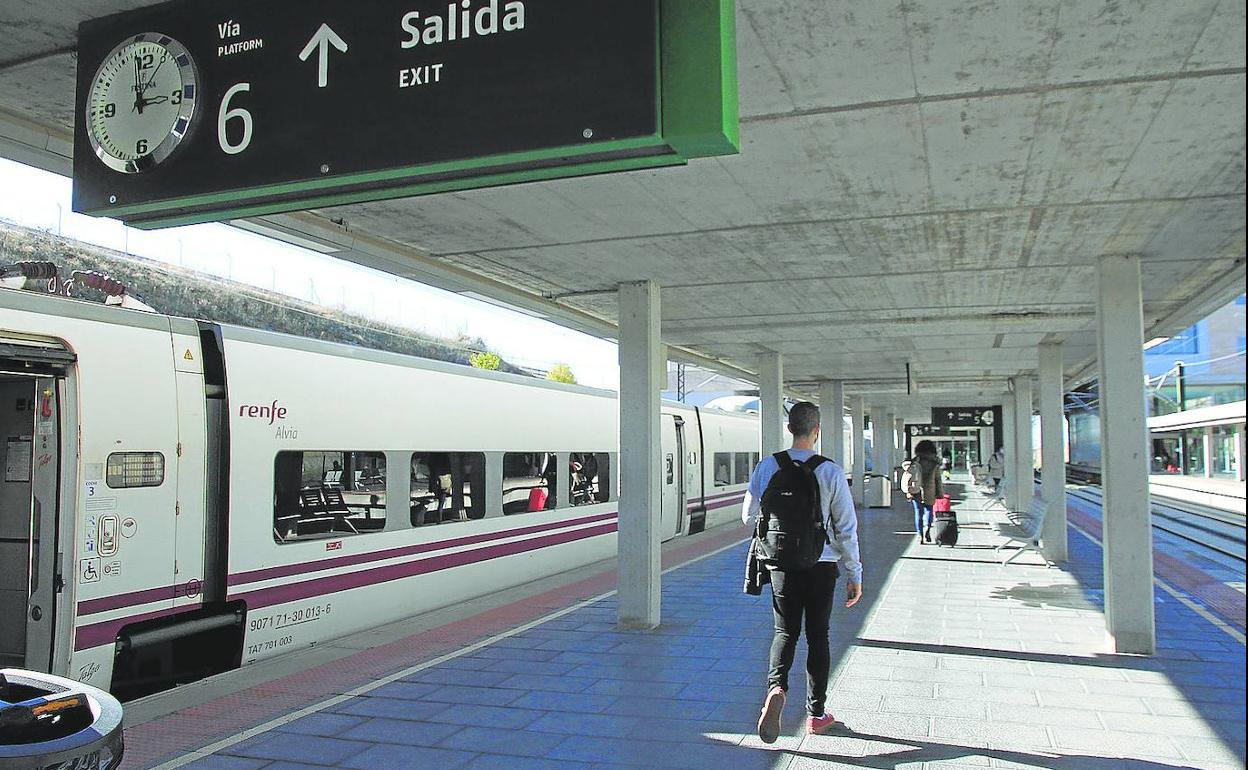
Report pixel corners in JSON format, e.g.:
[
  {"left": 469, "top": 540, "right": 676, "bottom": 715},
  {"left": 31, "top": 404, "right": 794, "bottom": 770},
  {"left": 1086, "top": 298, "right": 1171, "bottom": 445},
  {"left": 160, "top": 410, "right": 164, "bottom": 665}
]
[{"left": 299, "top": 23, "right": 349, "bottom": 88}]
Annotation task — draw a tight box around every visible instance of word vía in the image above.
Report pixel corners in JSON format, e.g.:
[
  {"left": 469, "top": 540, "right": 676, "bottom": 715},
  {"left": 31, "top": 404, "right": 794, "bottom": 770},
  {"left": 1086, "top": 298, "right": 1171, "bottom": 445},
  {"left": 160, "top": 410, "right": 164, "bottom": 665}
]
[
  {"left": 401, "top": 0, "right": 526, "bottom": 48},
  {"left": 217, "top": 19, "right": 264, "bottom": 58}
]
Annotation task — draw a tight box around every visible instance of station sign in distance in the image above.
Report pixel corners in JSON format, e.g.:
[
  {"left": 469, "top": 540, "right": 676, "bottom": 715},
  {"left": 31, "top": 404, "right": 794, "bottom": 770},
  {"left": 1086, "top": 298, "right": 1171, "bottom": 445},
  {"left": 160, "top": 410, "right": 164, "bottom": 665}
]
[
  {"left": 72, "top": 0, "right": 738, "bottom": 229},
  {"left": 930, "top": 407, "right": 997, "bottom": 428}
]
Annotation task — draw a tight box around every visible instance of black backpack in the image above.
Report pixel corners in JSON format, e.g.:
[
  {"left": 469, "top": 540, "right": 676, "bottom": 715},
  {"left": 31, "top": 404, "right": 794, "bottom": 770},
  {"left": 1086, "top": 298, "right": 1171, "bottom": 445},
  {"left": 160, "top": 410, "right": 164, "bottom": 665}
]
[{"left": 756, "top": 451, "right": 829, "bottom": 571}]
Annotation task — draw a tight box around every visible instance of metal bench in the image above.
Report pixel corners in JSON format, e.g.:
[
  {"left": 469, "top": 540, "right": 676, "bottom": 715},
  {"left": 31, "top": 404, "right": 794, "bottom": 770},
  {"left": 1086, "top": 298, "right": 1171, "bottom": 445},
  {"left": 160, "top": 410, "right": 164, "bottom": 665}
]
[
  {"left": 984, "top": 482, "right": 1009, "bottom": 512},
  {"left": 995, "top": 496, "right": 1050, "bottom": 566}
]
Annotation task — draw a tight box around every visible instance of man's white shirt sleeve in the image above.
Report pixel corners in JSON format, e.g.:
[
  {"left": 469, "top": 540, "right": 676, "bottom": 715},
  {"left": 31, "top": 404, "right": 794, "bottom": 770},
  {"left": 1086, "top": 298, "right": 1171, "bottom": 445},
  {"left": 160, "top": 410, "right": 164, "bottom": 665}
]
[
  {"left": 826, "top": 466, "right": 863, "bottom": 583},
  {"left": 741, "top": 460, "right": 769, "bottom": 529}
]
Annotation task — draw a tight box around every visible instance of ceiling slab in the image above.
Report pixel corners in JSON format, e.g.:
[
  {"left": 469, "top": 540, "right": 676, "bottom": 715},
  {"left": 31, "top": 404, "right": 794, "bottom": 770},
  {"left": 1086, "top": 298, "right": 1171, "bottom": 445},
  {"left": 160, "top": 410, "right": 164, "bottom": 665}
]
[{"left": 0, "top": 0, "right": 1243, "bottom": 401}]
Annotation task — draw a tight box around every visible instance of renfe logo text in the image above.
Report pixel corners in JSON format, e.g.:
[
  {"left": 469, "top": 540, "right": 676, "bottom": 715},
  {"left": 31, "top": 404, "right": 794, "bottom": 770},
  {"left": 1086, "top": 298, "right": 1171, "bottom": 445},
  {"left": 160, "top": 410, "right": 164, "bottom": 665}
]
[{"left": 239, "top": 400, "right": 288, "bottom": 424}]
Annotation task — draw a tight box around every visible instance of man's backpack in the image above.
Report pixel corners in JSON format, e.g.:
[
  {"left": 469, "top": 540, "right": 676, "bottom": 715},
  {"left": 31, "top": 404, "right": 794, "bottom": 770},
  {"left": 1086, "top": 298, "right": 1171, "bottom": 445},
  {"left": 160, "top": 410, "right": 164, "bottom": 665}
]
[{"left": 756, "top": 451, "right": 829, "bottom": 571}]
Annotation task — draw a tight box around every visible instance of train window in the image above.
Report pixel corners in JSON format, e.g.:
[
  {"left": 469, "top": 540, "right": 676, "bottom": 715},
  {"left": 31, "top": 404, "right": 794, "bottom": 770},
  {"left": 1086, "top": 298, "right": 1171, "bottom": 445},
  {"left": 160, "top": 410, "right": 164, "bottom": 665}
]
[
  {"left": 665, "top": 454, "right": 675, "bottom": 485},
  {"left": 751, "top": 452, "right": 760, "bottom": 469},
  {"left": 734, "top": 452, "right": 751, "bottom": 484},
  {"left": 569, "top": 452, "right": 609, "bottom": 506},
  {"left": 713, "top": 453, "right": 732, "bottom": 487},
  {"left": 272, "top": 451, "right": 386, "bottom": 543},
  {"left": 106, "top": 452, "right": 165, "bottom": 488},
  {"left": 411, "top": 452, "right": 486, "bottom": 525},
  {"left": 502, "top": 452, "right": 557, "bottom": 514}
]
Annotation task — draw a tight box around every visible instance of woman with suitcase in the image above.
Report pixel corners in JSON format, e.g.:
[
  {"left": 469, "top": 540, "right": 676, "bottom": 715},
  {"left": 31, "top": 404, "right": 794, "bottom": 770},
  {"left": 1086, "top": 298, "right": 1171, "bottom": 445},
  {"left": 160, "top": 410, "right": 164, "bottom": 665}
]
[{"left": 902, "top": 440, "right": 944, "bottom": 544}]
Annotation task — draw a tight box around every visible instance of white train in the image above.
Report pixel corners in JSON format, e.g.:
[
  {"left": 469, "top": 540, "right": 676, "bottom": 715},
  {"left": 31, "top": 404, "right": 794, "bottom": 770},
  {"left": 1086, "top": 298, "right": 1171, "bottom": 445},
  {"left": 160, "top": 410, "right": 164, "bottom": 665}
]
[{"left": 0, "top": 288, "right": 761, "bottom": 700}]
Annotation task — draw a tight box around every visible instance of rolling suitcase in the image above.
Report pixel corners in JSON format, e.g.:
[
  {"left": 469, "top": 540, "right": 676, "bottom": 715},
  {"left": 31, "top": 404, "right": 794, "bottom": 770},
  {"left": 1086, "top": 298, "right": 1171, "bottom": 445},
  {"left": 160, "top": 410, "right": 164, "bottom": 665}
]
[{"left": 931, "top": 511, "right": 958, "bottom": 546}]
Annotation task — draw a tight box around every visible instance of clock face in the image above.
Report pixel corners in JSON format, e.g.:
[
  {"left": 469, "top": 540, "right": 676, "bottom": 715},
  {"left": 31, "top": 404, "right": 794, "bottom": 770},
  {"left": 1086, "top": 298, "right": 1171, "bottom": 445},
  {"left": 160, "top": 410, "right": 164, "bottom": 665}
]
[{"left": 86, "top": 34, "right": 199, "bottom": 174}]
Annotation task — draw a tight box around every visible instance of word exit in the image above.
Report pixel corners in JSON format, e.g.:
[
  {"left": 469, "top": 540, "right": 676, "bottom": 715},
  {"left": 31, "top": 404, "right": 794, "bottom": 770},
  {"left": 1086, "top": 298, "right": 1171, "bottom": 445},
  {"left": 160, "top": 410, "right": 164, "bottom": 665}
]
[{"left": 399, "top": 63, "right": 445, "bottom": 88}]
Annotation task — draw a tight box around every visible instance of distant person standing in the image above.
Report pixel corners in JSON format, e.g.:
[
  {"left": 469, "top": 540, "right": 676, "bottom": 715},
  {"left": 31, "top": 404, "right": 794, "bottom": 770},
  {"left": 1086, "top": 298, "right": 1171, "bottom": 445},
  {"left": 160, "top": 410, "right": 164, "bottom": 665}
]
[
  {"left": 988, "top": 448, "right": 1005, "bottom": 491},
  {"left": 742, "top": 402, "right": 862, "bottom": 742}
]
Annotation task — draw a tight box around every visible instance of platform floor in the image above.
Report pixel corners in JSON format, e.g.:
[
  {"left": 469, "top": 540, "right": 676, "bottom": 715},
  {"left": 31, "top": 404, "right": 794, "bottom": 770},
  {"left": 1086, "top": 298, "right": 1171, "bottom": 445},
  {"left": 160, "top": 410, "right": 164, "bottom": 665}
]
[
  {"left": 1148, "top": 475, "right": 1246, "bottom": 515},
  {"left": 133, "top": 484, "right": 1245, "bottom": 770}
]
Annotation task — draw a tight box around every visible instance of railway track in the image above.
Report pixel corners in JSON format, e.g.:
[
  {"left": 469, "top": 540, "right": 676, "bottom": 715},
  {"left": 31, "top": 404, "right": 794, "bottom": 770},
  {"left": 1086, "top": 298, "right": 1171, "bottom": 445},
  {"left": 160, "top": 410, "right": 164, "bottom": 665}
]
[{"left": 1065, "top": 484, "right": 1247, "bottom": 563}]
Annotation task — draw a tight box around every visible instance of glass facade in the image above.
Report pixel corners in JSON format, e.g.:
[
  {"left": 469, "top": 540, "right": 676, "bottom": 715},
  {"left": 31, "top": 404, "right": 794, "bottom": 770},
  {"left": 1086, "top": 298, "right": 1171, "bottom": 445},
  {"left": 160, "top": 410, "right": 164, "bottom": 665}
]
[
  {"left": 1211, "top": 425, "right": 1239, "bottom": 478},
  {"left": 1182, "top": 431, "right": 1206, "bottom": 476},
  {"left": 1151, "top": 437, "right": 1181, "bottom": 473}
]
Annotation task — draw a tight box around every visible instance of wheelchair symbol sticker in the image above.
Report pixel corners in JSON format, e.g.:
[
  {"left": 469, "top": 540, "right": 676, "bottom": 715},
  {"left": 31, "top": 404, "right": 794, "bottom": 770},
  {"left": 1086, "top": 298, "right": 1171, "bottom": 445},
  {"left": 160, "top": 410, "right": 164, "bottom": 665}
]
[{"left": 80, "top": 558, "right": 101, "bottom": 584}]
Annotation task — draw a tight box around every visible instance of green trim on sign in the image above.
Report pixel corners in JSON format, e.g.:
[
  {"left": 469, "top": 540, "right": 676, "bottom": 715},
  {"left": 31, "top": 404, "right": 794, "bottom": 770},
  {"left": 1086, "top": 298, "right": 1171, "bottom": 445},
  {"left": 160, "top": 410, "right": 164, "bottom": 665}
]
[
  {"left": 660, "top": 0, "right": 740, "bottom": 159},
  {"left": 87, "top": 0, "right": 739, "bottom": 228},
  {"left": 102, "top": 134, "right": 666, "bottom": 219},
  {"left": 130, "top": 153, "right": 687, "bottom": 229}
]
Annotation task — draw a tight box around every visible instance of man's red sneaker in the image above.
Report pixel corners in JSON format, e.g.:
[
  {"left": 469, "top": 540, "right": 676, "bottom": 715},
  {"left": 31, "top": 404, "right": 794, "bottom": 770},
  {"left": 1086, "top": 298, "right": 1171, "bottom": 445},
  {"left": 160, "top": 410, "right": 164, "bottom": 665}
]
[
  {"left": 756, "top": 686, "right": 786, "bottom": 744},
  {"left": 806, "top": 713, "right": 837, "bottom": 735}
]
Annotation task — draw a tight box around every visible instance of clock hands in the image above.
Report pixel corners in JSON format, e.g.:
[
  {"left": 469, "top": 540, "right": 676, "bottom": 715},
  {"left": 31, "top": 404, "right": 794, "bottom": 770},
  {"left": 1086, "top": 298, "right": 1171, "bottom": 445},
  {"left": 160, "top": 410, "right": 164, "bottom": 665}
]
[
  {"left": 132, "top": 54, "right": 145, "bottom": 114},
  {"left": 139, "top": 54, "right": 168, "bottom": 98},
  {"left": 128, "top": 51, "right": 174, "bottom": 116}
]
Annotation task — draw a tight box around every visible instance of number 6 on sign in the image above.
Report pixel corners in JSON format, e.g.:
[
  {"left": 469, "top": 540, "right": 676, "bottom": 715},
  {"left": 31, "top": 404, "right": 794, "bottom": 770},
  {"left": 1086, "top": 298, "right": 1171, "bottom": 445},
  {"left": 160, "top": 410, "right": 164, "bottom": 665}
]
[{"left": 218, "top": 83, "right": 253, "bottom": 155}]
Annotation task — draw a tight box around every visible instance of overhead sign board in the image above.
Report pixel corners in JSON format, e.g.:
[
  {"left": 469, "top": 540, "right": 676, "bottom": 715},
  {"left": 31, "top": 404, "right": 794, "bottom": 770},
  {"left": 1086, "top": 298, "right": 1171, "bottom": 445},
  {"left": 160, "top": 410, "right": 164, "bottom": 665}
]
[
  {"left": 72, "top": 0, "right": 738, "bottom": 228},
  {"left": 930, "top": 407, "right": 997, "bottom": 428}
]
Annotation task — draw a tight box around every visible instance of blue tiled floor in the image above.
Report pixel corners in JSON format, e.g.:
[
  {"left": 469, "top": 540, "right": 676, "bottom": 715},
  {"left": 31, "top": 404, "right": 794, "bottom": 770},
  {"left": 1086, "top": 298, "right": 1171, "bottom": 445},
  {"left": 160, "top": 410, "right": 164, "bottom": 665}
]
[{"left": 188, "top": 485, "right": 1245, "bottom": 770}]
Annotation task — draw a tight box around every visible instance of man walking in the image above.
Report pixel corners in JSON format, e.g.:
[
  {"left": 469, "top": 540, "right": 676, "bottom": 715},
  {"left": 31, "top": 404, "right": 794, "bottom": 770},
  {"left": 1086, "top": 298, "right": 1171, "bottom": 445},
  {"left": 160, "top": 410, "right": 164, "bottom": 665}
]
[{"left": 742, "top": 401, "right": 863, "bottom": 742}]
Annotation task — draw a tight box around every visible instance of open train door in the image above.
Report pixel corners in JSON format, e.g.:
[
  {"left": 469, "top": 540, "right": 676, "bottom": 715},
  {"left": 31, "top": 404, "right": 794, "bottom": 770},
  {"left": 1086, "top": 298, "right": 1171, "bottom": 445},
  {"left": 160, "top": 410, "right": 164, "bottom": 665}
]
[
  {"left": 0, "top": 339, "right": 75, "bottom": 675},
  {"left": 660, "top": 415, "right": 686, "bottom": 539},
  {"left": 26, "top": 376, "right": 62, "bottom": 671}
]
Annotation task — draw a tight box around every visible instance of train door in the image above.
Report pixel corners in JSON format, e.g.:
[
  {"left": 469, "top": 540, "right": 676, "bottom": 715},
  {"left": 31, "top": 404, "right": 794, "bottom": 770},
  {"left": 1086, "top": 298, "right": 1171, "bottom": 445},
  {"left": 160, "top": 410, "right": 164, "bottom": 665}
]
[
  {"left": 0, "top": 362, "right": 69, "bottom": 674},
  {"left": 660, "top": 415, "right": 685, "bottom": 538},
  {"left": 172, "top": 333, "right": 207, "bottom": 609},
  {"left": 681, "top": 420, "right": 699, "bottom": 532}
]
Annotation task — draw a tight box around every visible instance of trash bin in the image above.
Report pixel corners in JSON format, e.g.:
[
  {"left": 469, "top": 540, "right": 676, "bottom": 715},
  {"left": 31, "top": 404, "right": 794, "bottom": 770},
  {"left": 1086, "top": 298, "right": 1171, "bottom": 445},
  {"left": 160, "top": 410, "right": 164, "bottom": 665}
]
[
  {"left": 0, "top": 669, "right": 124, "bottom": 770},
  {"left": 865, "top": 474, "right": 893, "bottom": 508}
]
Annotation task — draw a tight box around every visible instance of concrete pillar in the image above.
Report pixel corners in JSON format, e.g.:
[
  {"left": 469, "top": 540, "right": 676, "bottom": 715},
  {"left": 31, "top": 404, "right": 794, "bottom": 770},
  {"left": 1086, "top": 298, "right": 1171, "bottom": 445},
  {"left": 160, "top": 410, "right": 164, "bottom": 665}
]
[
  {"left": 869, "top": 409, "right": 881, "bottom": 479},
  {"left": 1202, "top": 427, "right": 1214, "bottom": 479},
  {"left": 1014, "top": 377, "right": 1035, "bottom": 511},
  {"left": 1039, "top": 342, "right": 1069, "bottom": 562},
  {"left": 1002, "top": 396, "right": 1017, "bottom": 509},
  {"left": 894, "top": 417, "right": 905, "bottom": 466},
  {"left": 883, "top": 411, "right": 893, "bottom": 476},
  {"left": 617, "top": 280, "right": 663, "bottom": 630},
  {"left": 758, "top": 352, "right": 785, "bottom": 458},
  {"left": 1096, "top": 254, "right": 1155, "bottom": 655},
  {"left": 851, "top": 396, "right": 866, "bottom": 506},
  {"left": 820, "top": 380, "right": 846, "bottom": 466}
]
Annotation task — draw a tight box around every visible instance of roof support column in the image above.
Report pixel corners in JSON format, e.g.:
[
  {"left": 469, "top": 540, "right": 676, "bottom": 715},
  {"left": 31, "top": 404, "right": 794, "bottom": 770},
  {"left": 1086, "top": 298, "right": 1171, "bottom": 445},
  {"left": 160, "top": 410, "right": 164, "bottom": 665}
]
[
  {"left": 758, "top": 351, "right": 785, "bottom": 458},
  {"left": 1002, "top": 396, "right": 1017, "bottom": 510},
  {"left": 893, "top": 416, "right": 905, "bottom": 468},
  {"left": 872, "top": 409, "right": 892, "bottom": 493},
  {"left": 1096, "top": 254, "right": 1155, "bottom": 655},
  {"left": 820, "top": 380, "right": 846, "bottom": 466},
  {"left": 1039, "top": 342, "right": 1068, "bottom": 562},
  {"left": 617, "top": 280, "right": 663, "bottom": 630},
  {"left": 884, "top": 411, "right": 897, "bottom": 482},
  {"left": 850, "top": 397, "right": 866, "bottom": 507},
  {"left": 1013, "top": 376, "right": 1035, "bottom": 513}
]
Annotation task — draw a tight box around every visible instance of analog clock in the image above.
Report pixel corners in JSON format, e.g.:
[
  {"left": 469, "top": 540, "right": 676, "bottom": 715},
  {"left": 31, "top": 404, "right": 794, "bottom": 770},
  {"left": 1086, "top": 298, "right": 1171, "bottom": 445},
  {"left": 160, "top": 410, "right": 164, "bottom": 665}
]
[{"left": 85, "top": 33, "right": 199, "bottom": 174}]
